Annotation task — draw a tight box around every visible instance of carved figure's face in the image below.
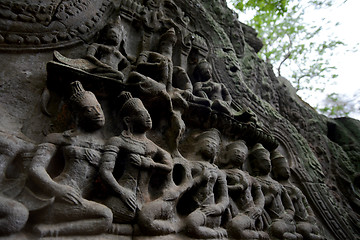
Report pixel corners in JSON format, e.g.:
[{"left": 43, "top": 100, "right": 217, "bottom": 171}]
[
  {"left": 105, "top": 27, "right": 120, "bottom": 45},
  {"left": 198, "top": 63, "right": 212, "bottom": 81},
  {"left": 255, "top": 155, "right": 272, "bottom": 174},
  {"left": 78, "top": 97, "right": 105, "bottom": 129},
  {"left": 274, "top": 165, "right": 291, "bottom": 180},
  {"left": 128, "top": 107, "right": 152, "bottom": 133},
  {"left": 198, "top": 138, "right": 219, "bottom": 163},
  {"left": 159, "top": 39, "right": 174, "bottom": 55},
  {"left": 227, "top": 146, "right": 247, "bottom": 167}
]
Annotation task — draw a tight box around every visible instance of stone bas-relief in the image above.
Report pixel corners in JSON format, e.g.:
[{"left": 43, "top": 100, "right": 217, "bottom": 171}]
[
  {"left": 271, "top": 151, "right": 325, "bottom": 240},
  {"left": 220, "top": 141, "right": 269, "bottom": 240},
  {"left": 99, "top": 91, "right": 172, "bottom": 234},
  {"left": 0, "top": 0, "right": 358, "bottom": 240},
  {"left": 249, "top": 144, "right": 300, "bottom": 240},
  {"left": 29, "top": 81, "right": 112, "bottom": 237}
]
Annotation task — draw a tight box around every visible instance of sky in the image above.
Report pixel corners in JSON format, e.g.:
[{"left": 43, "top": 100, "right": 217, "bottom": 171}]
[{"left": 226, "top": 0, "right": 360, "bottom": 119}]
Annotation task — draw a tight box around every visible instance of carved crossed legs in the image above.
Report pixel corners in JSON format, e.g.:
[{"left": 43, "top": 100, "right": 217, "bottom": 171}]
[
  {"left": 184, "top": 208, "right": 227, "bottom": 239},
  {"left": 101, "top": 195, "right": 136, "bottom": 235},
  {"left": 138, "top": 198, "right": 180, "bottom": 236},
  {"left": 269, "top": 218, "right": 302, "bottom": 240},
  {"left": 0, "top": 196, "right": 28, "bottom": 235},
  {"left": 227, "top": 213, "right": 269, "bottom": 240},
  {"left": 296, "top": 221, "right": 325, "bottom": 240},
  {"left": 32, "top": 198, "right": 112, "bottom": 237}
]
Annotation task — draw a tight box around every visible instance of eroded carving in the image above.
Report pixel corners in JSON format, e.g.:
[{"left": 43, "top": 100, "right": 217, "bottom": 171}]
[
  {"left": 271, "top": 151, "right": 325, "bottom": 240},
  {"left": 29, "top": 81, "right": 112, "bottom": 237},
  {"left": 0, "top": 0, "right": 354, "bottom": 239},
  {"left": 193, "top": 59, "right": 232, "bottom": 115},
  {"left": 0, "top": 132, "right": 34, "bottom": 235},
  {"left": 99, "top": 92, "right": 172, "bottom": 234},
  {"left": 220, "top": 141, "right": 269, "bottom": 240},
  {"left": 182, "top": 129, "right": 229, "bottom": 239},
  {"left": 249, "top": 144, "right": 301, "bottom": 240}
]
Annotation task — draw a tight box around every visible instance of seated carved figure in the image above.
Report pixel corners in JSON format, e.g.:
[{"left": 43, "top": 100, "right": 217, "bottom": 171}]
[
  {"left": 137, "top": 163, "right": 190, "bottom": 236},
  {"left": 192, "top": 59, "right": 259, "bottom": 126},
  {"left": 249, "top": 143, "right": 301, "bottom": 240},
  {"left": 220, "top": 141, "right": 269, "bottom": 240},
  {"left": 182, "top": 129, "right": 229, "bottom": 239},
  {"left": 126, "top": 28, "right": 186, "bottom": 156},
  {"left": 271, "top": 151, "right": 325, "bottom": 240},
  {"left": 29, "top": 81, "right": 112, "bottom": 237},
  {"left": 50, "top": 17, "right": 129, "bottom": 82},
  {"left": 0, "top": 132, "right": 33, "bottom": 235},
  {"left": 192, "top": 59, "right": 232, "bottom": 115},
  {"left": 85, "top": 17, "right": 130, "bottom": 80},
  {"left": 172, "top": 64, "right": 213, "bottom": 108},
  {"left": 99, "top": 92, "right": 172, "bottom": 235},
  {"left": 126, "top": 27, "right": 177, "bottom": 107}
]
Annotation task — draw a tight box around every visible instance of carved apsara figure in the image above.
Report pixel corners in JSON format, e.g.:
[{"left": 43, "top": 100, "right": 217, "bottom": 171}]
[
  {"left": 51, "top": 17, "right": 129, "bottom": 83},
  {"left": 126, "top": 27, "right": 187, "bottom": 156},
  {"left": 249, "top": 143, "right": 301, "bottom": 240},
  {"left": 137, "top": 163, "right": 190, "bottom": 236},
  {"left": 85, "top": 17, "right": 130, "bottom": 80},
  {"left": 126, "top": 27, "right": 177, "bottom": 103},
  {"left": 0, "top": 132, "right": 33, "bottom": 235},
  {"left": 220, "top": 141, "right": 269, "bottom": 240},
  {"left": 99, "top": 92, "right": 172, "bottom": 234},
  {"left": 193, "top": 59, "right": 232, "bottom": 115},
  {"left": 29, "top": 81, "right": 112, "bottom": 237},
  {"left": 183, "top": 129, "right": 229, "bottom": 239},
  {"left": 271, "top": 151, "right": 325, "bottom": 240}
]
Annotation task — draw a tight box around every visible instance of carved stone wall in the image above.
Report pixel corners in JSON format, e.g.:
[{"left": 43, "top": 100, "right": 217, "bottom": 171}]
[{"left": 0, "top": 0, "right": 358, "bottom": 239}]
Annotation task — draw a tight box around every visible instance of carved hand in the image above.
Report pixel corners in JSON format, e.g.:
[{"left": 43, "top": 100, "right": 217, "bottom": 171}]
[
  {"left": 279, "top": 212, "right": 294, "bottom": 223},
  {"left": 141, "top": 156, "right": 155, "bottom": 168},
  {"left": 129, "top": 153, "right": 142, "bottom": 167},
  {"left": 228, "top": 183, "right": 245, "bottom": 192},
  {"left": 121, "top": 188, "right": 138, "bottom": 211},
  {"left": 202, "top": 169, "right": 212, "bottom": 182},
  {"left": 202, "top": 86, "right": 213, "bottom": 92},
  {"left": 201, "top": 205, "right": 221, "bottom": 216},
  {"left": 246, "top": 206, "right": 262, "bottom": 220},
  {"left": 55, "top": 184, "right": 82, "bottom": 205},
  {"left": 154, "top": 162, "right": 172, "bottom": 172}
]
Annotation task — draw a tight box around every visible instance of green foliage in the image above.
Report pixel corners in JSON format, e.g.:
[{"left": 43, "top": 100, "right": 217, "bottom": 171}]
[
  {"left": 230, "top": 0, "right": 359, "bottom": 118},
  {"left": 235, "top": 0, "right": 289, "bottom": 15},
  {"left": 317, "top": 92, "right": 360, "bottom": 118},
  {"left": 231, "top": 0, "right": 345, "bottom": 94}
]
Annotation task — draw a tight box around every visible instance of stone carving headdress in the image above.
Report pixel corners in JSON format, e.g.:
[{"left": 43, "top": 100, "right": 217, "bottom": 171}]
[
  {"left": 196, "top": 128, "right": 221, "bottom": 144},
  {"left": 226, "top": 140, "right": 248, "bottom": 152},
  {"left": 159, "top": 27, "right": 177, "bottom": 46},
  {"left": 191, "top": 33, "right": 209, "bottom": 56},
  {"left": 69, "top": 81, "right": 97, "bottom": 109},
  {"left": 249, "top": 143, "right": 270, "bottom": 160},
  {"left": 118, "top": 91, "right": 145, "bottom": 117},
  {"left": 270, "top": 151, "right": 288, "bottom": 168}
]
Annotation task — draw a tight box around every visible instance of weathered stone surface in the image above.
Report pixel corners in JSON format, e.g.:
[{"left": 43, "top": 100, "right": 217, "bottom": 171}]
[{"left": 0, "top": 0, "right": 358, "bottom": 239}]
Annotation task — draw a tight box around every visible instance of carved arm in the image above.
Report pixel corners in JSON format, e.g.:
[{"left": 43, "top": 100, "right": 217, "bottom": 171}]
[
  {"left": 29, "top": 136, "right": 82, "bottom": 205},
  {"left": 221, "top": 83, "right": 232, "bottom": 104},
  {"left": 281, "top": 186, "right": 295, "bottom": 217},
  {"left": 100, "top": 141, "right": 137, "bottom": 211},
  {"left": 214, "top": 170, "right": 230, "bottom": 213}
]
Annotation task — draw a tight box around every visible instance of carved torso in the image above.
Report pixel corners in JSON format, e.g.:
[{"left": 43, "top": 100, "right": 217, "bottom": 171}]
[
  {"left": 283, "top": 184, "right": 308, "bottom": 221},
  {"left": 53, "top": 131, "right": 104, "bottom": 198},
  {"left": 225, "top": 169, "right": 255, "bottom": 213},
  {"left": 256, "top": 176, "right": 286, "bottom": 218},
  {"left": 96, "top": 45, "right": 124, "bottom": 70}
]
